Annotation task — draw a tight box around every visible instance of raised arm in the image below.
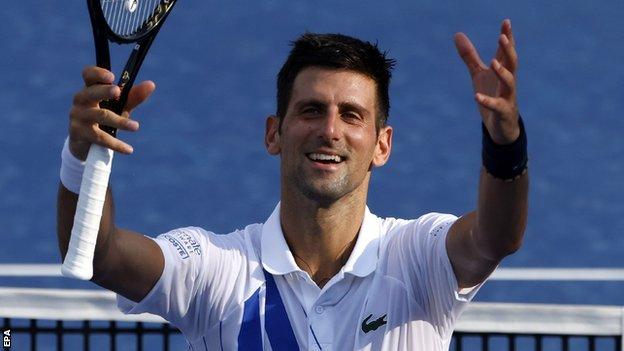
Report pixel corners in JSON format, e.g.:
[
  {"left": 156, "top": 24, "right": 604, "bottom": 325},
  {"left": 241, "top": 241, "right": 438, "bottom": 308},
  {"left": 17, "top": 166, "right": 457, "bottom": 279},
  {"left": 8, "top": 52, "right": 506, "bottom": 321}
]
[
  {"left": 446, "top": 19, "right": 529, "bottom": 289},
  {"left": 57, "top": 66, "right": 163, "bottom": 302}
]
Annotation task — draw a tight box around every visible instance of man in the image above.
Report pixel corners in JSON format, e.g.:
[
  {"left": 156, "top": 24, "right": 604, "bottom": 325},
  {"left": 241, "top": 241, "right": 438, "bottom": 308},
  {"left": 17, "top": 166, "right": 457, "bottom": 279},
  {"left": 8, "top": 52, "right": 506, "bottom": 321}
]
[{"left": 58, "top": 19, "right": 528, "bottom": 350}]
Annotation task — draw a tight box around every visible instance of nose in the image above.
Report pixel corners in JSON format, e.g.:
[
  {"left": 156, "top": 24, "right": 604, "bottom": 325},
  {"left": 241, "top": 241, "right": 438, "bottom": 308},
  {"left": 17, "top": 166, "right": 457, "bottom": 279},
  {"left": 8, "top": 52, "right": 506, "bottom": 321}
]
[{"left": 317, "top": 108, "right": 341, "bottom": 142}]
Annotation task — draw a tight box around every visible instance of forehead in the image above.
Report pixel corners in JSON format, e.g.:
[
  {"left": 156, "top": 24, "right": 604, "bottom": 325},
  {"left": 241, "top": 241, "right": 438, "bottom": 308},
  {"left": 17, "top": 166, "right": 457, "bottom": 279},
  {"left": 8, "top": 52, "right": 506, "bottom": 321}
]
[{"left": 288, "top": 67, "right": 378, "bottom": 110}]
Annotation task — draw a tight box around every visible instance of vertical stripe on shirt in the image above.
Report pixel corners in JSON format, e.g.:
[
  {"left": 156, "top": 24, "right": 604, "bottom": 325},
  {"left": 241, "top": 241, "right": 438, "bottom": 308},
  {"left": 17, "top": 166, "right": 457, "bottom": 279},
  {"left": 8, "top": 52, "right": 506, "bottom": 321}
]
[
  {"left": 264, "top": 271, "right": 299, "bottom": 350},
  {"left": 237, "top": 272, "right": 299, "bottom": 350},
  {"left": 237, "top": 286, "right": 263, "bottom": 350},
  {"left": 219, "top": 322, "right": 224, "bottom": 351}
]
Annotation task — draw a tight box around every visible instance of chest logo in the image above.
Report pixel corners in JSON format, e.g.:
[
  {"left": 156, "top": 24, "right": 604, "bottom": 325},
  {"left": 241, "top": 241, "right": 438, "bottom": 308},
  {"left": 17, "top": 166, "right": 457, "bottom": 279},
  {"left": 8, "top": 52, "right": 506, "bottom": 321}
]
[{"left": 361, "top": 313, "right": 387, "bottom": 333}]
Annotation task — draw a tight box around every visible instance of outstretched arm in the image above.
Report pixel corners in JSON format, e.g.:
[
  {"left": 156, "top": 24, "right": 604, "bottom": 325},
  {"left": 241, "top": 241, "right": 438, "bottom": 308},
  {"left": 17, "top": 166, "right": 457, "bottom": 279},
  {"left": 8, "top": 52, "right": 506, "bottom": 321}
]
[
  {"left": 57, "top": 66, "right": 164, "bottom": 302},
  {"left": 446, "top": 19, "right": 529, "bottom": 289}
]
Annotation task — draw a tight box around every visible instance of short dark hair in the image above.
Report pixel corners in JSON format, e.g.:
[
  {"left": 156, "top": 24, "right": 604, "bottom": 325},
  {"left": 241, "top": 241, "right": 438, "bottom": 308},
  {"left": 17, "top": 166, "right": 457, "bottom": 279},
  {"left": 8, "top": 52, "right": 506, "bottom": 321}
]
[{"left": 276, "top": 33, "right": 396, "bottom": 131}]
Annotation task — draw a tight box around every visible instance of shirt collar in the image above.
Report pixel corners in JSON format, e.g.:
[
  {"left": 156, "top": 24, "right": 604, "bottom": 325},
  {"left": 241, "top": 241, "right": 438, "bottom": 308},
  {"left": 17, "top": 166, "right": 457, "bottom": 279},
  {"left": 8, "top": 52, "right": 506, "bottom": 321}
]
[
  {"left": 341, "top": 206, "right": 380, "bottom": 277},
  {"left": 261, "top": 203, "right": 301, "bottom": 275},
  {"left": 260, "top": 202, "right": 380, "bottom": 277}
]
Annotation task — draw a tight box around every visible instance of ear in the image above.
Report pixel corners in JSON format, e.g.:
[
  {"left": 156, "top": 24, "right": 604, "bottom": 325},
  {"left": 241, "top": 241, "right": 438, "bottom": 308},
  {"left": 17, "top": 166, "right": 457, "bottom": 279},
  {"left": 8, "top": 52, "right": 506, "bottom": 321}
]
[
  {"left": 265, "top": 115, "right": 281, "bottom": 155},
  {"left": 372, "top": 125, "right": 392, "bottom": 167}
]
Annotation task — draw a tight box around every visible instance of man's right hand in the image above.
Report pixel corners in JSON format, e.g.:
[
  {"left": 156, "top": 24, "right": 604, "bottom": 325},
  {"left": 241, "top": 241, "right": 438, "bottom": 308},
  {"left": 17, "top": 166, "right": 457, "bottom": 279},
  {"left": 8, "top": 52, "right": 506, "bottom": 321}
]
[
  {"left": 59, "top": 67, "right": 164, "bottom": 303},
  {"left": 68, "top": 66, "right": 156, "bottom": 160}
]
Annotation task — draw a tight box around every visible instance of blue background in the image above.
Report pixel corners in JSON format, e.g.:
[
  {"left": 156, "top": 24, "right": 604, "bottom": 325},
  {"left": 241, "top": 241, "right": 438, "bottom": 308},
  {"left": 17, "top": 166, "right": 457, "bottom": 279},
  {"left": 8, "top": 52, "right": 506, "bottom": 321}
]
[{"left": 1, "top": 0, "right": 624, "bottom": 309}]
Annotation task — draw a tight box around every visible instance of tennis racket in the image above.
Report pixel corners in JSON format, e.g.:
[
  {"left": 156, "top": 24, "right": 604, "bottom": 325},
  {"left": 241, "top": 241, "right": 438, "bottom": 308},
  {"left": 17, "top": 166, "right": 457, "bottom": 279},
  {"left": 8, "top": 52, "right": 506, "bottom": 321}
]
[{"left": 62, "top": 0, "right": 178, "bottom": 280}]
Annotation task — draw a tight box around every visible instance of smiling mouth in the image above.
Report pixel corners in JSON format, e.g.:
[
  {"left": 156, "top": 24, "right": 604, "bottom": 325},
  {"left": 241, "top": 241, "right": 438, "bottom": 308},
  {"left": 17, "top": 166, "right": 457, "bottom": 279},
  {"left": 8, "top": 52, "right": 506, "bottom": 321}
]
[{"left": 306, "top": 153, "right": 344, "bottom": 164}]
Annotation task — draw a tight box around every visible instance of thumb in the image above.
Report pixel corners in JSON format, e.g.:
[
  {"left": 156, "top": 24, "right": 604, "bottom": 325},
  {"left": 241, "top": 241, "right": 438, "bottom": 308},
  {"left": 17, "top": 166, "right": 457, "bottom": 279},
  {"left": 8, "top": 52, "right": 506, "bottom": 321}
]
[
  {"left": 454, "top": 33, "right": 486, "bottom": 77},
  {"left": 124, "top": 80, "right": 156, "bottom": 114}
]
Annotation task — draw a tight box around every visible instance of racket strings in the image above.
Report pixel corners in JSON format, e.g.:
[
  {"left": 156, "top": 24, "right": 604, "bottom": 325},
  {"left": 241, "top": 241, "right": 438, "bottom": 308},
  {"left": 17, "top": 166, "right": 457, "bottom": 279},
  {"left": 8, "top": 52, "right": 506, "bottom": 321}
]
[{"left": 101, "top": 0, "right": 163, "bottom": 37}]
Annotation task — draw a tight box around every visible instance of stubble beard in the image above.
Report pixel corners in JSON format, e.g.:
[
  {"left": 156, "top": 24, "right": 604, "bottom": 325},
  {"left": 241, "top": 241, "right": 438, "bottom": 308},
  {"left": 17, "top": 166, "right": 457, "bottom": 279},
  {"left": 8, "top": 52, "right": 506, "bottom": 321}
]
[{"left": 294, "top": 170, "right": 350, "bottom": 207}]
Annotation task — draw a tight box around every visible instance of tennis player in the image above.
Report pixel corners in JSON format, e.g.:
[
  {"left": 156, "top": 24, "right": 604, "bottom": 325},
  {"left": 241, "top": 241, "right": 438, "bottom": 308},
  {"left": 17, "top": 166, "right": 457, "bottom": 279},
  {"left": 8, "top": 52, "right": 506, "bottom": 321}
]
[{"left": 58, "top": 19, "right": 528, "bottom": 350}]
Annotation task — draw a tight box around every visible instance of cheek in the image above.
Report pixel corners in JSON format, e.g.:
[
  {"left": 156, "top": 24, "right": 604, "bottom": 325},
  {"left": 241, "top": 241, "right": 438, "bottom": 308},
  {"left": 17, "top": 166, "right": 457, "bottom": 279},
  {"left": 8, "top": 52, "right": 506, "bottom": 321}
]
[
  {"left": 282, "top": 119, "right": 309, "bottom": 136},
  {"left": 280, "top": 126, "right": 307, "bottom": 154},
  {"left": 348, "top": 129, "right": 378, "bottom": 155}
]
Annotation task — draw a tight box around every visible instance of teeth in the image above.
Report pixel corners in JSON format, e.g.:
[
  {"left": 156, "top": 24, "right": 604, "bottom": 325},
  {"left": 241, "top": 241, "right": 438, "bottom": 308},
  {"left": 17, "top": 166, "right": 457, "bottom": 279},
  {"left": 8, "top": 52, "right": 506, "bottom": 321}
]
[{"left": 308, "top": 153, "right": 342, "bottom": 163}]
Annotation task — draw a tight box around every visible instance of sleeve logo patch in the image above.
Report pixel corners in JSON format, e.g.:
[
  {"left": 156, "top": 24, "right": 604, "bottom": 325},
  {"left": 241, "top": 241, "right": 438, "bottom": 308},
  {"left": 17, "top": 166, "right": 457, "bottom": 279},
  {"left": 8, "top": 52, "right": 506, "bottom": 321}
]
[
  {"left": 163, "top": 230, "right": 202, "bottom": 259},
  {"left": 430, "top": 221, "right": 453, "bottom": 237}
]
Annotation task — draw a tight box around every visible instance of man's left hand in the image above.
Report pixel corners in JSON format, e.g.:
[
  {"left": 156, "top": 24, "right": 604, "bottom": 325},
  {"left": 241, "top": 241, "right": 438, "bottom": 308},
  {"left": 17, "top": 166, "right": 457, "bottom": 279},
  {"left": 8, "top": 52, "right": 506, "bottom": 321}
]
[{"left": 454, "top": 19, "right": 520, "bottom": 145}]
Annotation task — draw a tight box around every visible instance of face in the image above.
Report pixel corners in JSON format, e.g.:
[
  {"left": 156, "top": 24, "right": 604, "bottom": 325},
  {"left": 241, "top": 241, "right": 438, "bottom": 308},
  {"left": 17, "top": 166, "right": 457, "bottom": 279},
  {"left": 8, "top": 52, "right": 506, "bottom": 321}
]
[{"left": 265, "top": 67, "right": 392, "bottom": 205}]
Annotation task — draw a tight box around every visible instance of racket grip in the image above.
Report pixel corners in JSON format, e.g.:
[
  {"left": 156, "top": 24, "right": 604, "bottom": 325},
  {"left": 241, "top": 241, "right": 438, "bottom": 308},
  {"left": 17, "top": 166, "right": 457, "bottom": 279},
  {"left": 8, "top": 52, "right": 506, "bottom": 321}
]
[{"left": 61, "top": 144, "right": 114, "bottom": 280}]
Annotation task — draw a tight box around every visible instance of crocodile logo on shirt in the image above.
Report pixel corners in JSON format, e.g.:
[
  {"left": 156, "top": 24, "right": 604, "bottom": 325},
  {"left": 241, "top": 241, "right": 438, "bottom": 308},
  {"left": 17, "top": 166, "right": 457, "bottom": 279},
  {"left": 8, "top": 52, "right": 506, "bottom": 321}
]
[{"left": 361, "top": 313, "right": 387, "bottom": 333}]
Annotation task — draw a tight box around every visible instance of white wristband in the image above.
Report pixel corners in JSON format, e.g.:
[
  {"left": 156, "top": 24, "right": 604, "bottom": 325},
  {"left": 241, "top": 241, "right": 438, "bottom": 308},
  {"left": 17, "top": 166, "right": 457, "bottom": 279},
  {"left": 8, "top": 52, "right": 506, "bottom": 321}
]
[{"left": 60, "top": 137, "right": 86, "bottom": 194}]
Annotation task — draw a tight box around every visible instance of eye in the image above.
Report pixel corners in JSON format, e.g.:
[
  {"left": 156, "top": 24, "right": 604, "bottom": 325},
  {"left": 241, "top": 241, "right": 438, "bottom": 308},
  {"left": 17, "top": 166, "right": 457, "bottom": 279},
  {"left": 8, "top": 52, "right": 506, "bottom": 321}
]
[
  {"left": 342, "top": 111, "right": 362, "bottom": 121},
  {"left": 302, "top": 106, "right": 322, "bottom": 116},
  {"left": 304, "top": 107, "right": 319, "bottom": 113}
]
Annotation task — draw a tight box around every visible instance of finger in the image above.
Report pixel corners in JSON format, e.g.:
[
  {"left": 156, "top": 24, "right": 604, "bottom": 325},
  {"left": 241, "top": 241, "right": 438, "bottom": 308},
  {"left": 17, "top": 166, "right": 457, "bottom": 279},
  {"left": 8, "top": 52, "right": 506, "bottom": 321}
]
[
  {"left": 495, "top": 19, "right": 517, "bottom": 67},
  {"left": 497, "top": 34, "right": 518, "bottom": 73},
  {"left": 454, "top": 33, "right": 487, "bottom": 76},
  {"left": 82, "top": 66, "right": 115, "bottom": 87},
  {"left": 68, "top": 119, "right": 134, "bottom": 154},
  {"left": 501, "top": 19, "right": 516, "bottom": 47},
  {"left": 90, "top": 126, "right": 135, "bottom": 154},
  {"left": 124, "top": 80, "right": 156, "bottom": 113},
  {"left": 81, "top": 107, "right": 140, "bottom": 131},
  {"left": 73, "top": 84, "right": 121, "bottom": 107},
  {"left": 475, "top": 93, "right": 510, "bottom": 115},
  {"left": 491, "top": 59, "right": 515, "bottom": 97}
]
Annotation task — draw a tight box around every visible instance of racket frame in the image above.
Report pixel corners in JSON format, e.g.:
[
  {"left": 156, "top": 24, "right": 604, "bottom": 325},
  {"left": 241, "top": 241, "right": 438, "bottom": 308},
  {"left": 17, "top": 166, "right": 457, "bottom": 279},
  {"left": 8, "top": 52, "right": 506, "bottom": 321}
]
[{"left": 88, "top": 0, "right": 177, "bottom": 135}]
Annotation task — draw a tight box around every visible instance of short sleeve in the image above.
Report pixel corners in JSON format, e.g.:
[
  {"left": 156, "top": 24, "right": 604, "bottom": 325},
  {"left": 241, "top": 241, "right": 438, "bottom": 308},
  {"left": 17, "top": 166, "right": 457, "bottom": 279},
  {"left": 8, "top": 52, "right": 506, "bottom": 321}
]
[
  {"left": 383, "top": 213, "right": 483, "bottom": 339},
  {"left": 116, "top": 226, "right": 249, "bottom": 341}
]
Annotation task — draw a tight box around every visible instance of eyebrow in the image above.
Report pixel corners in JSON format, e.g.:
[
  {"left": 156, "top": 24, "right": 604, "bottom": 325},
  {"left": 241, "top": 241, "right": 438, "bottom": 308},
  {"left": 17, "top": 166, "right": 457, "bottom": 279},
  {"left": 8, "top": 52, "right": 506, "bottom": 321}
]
[
  {"left": 293, "top": 99, "right": 370, "bottom": 116},
  {"left": 293, "top": 99, "right": 326, "bottom": 111}
]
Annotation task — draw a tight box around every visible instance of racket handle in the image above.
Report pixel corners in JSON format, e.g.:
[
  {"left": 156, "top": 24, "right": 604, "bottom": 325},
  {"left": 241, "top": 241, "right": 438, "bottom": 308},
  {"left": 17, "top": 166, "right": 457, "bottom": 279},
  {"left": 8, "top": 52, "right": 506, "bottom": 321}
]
[{"left": 61, "top": 144, "right": 114, "bottom": 280}]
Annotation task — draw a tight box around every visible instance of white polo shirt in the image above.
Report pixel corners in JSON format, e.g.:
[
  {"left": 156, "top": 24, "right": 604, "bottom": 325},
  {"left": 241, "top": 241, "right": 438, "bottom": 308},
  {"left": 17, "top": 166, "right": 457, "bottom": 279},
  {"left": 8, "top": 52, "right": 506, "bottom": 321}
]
[{"left": 117, "top": 203, "right": 482, "bottom": 350}]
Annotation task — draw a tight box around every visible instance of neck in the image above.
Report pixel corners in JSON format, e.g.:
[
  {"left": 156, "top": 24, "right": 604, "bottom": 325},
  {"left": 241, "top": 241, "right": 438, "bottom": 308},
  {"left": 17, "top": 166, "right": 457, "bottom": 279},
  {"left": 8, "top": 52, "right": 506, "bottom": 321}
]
[{"left": 280, "top": 187, "right": 367, "bottom": 288}]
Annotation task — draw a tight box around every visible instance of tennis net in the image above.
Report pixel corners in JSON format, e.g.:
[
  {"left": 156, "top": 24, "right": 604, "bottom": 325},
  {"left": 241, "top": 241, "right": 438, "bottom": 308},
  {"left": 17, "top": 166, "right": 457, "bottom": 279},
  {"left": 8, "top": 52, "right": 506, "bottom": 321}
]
[{"left": 2, "top": 265, "right": 623, "bottom": 350}]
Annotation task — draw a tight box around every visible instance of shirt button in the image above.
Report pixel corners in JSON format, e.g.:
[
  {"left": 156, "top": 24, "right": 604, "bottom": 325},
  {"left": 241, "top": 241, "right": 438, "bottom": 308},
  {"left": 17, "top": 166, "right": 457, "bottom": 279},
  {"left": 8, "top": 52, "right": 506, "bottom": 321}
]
[{"left": 315, "top": 306, "right": 325, "bottom": 314}]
